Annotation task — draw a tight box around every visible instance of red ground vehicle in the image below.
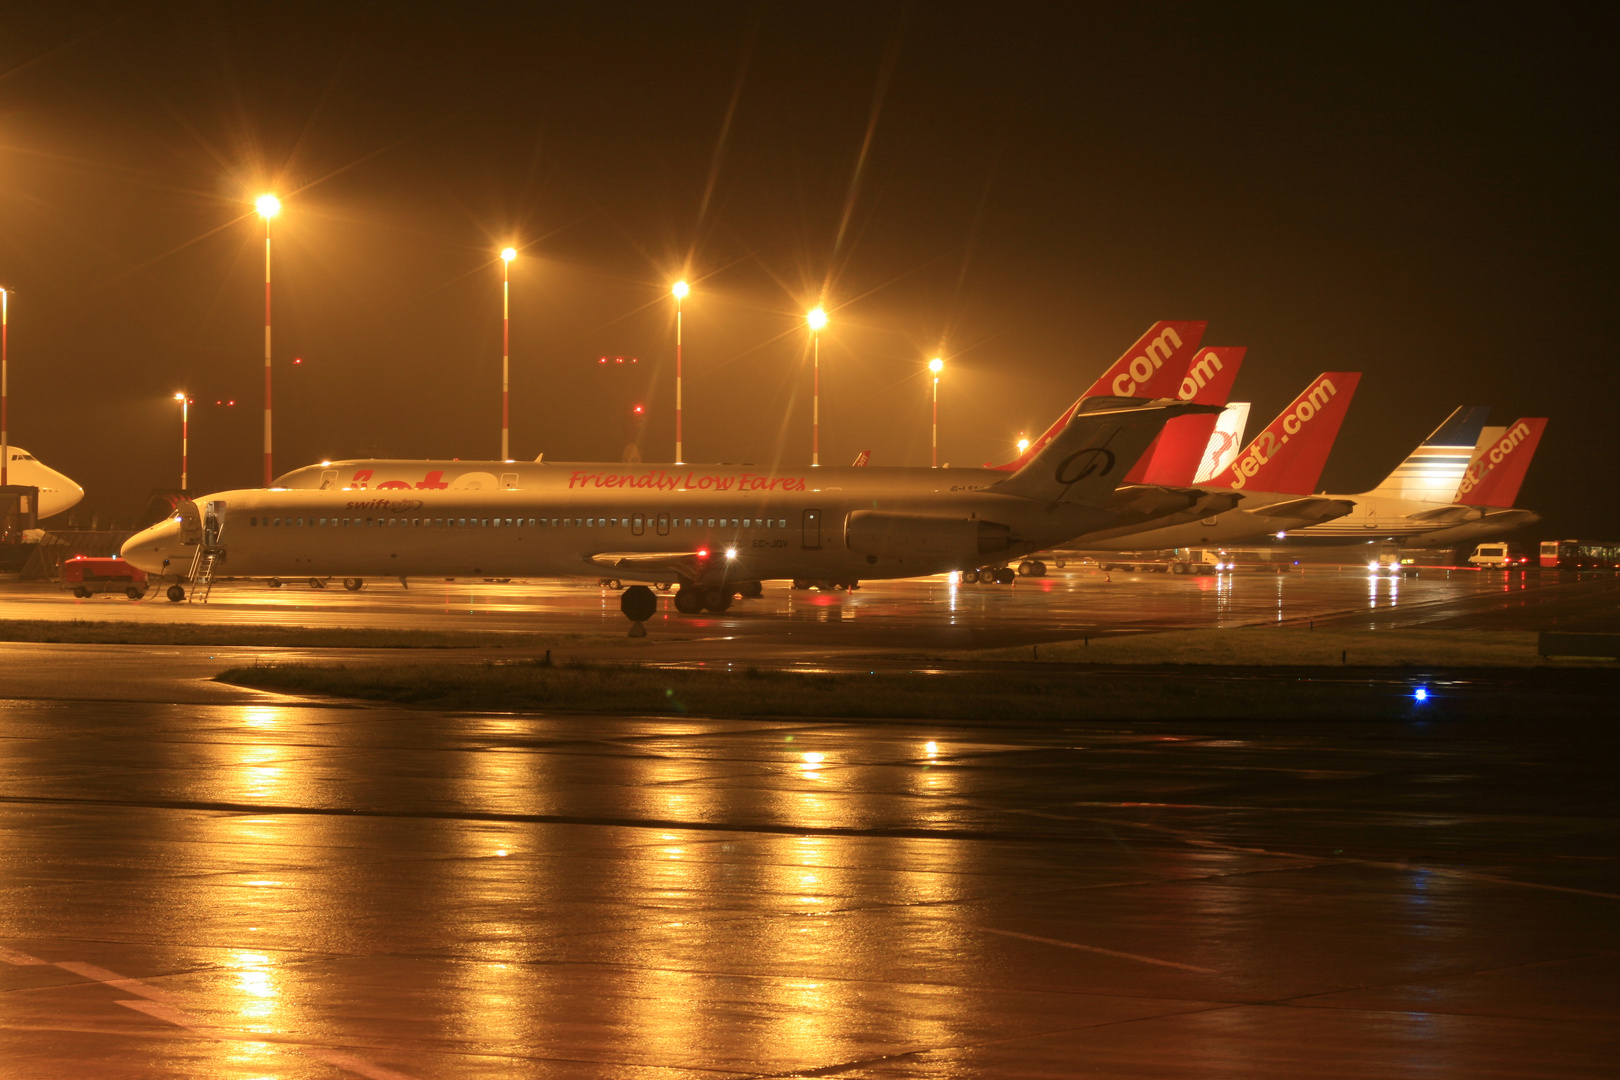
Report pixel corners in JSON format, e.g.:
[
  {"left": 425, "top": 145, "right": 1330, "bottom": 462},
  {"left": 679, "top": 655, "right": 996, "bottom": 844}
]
[{"left": 62, "top": 556, "right": 149, "bottom": 599}]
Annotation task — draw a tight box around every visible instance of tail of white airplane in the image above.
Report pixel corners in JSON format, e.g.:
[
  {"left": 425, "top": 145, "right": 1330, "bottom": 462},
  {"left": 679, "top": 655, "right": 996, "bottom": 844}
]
[
  {"left": 990, "top": 321, "right": 1208, "bottom": 471},
  {"left": 1454, "top": 418, "right": 1547, "bottom": 507},
  {"left": 991, "top": 398, "right": 1221, "bottom": 507},
  {"left": 1206, "top": 374, "right": 1362, "bottom": 495},
  {"left": 1192, "top": 403, "right": 1250, "bottom": 483},
  {"left": 1364, "top": 406, "right": 1490, "bottom": 503}
]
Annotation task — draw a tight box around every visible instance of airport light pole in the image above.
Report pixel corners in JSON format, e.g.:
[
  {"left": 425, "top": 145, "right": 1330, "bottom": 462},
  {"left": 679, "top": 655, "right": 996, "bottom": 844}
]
[
  {"left": 256, "top": 194, "right": 280, "bottom": 486},
  {"left": 174, "top": 393, "right": 189, "bottom": 493},
  {"left": 1, "top": 287, "right": 8, "bottom": 489},
  {"left": 501, "top": 247, "right": 515, "bottom": 460},
  {"left": 672, "top": 280, "right": 688, "bottom": 464},
  {"left": 928, "top": 357, "right": 943, "bottom": 468},
  {"left": 807, "top": 306, "right": 828, "bottom": 466}
]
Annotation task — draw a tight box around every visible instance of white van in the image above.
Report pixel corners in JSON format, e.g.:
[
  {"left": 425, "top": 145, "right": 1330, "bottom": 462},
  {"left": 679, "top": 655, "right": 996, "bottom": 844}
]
[{"left": 1469, "top": 543, "right": 1511, "bottom": 567}]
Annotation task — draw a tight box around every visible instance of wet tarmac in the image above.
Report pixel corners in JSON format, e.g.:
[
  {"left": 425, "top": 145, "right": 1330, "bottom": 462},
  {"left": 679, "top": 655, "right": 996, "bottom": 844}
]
[
  {"left": 1, "top": 697, "right": 1615, "bottom": 1077},
  {"left": 5, "top": 566, "right": 1618, "bottom": 661},
  {"left": 3, "top": 568, "right": 1618, "bottom": 1076}
]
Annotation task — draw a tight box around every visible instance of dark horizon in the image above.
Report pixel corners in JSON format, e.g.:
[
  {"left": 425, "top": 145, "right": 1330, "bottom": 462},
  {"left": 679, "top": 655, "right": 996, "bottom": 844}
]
[{"left": 2, "top": 3, "right": 1613, "bottom": 536}]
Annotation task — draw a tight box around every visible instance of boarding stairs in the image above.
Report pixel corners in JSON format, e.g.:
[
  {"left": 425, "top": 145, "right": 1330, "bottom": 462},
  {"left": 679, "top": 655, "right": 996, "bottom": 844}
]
[{"left": 186, "top": 545, "right": 225, "bottom": 603}]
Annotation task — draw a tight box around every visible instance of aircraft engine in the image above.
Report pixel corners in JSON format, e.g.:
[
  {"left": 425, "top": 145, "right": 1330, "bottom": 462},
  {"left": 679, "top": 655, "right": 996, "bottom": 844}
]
[{"left": 844, "top": 511, "right": 1011, "bottom": 561}]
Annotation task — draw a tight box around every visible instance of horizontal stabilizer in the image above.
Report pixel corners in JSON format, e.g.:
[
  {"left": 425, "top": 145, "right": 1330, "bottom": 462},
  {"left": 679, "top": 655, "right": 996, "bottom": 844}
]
[
  {"left": 1250, "top": 496, "right": 1357, "bottom": 528},
  {"left": 990, "top": 398, "right": 1223, "bottom": 507},
  {"left": 1206, "top": 374, "right": 1361, "bottom": 496},
  {"left": 1454, "top": 419, "right": 1547, "bottom": 508}
]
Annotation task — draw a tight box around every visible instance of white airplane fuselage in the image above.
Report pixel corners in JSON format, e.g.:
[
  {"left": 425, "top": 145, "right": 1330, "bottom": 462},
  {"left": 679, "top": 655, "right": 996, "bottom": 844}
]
[
  {"left": 123, "top": 465, "right": 1121, "bottom": 584},
  {"left": 3, "top": 446, "right": 84, "bottom": 519}
]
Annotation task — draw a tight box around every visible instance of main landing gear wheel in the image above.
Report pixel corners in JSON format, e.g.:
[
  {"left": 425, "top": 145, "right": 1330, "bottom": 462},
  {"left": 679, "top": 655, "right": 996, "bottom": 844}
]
[
  {"left": 166, "top": 584, "right": 186, "bottom": 603},
  {"left": 1032, "top": 560, "right": 1047, "bottom": 577},
  {"left": 309, "top": 577, "right": 326, "bottom": 589},
  {"left": 655, "top": 582, "right": 672, "bottom": 592},
  {"left": 739, "top": 581, "right": 763, "bottom": 598},
  {"left": 343, "top": 578, "right": 364, "bottom": 591},
  {"left": 673, "top": 587, "right": 704, "bottom": 615},
  {"left": 268, "top": 578, "right": 283, "bottom": 589},
  {"left": 702, "top": 587, "right": 733, "bottom": 613},
  {"left": 993, "top": 567, "right": 1016, "bottom": 585}
]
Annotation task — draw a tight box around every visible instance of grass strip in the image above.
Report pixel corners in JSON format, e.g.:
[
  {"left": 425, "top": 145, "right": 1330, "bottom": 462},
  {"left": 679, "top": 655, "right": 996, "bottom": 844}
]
[
  {"left": 215, "top": 659, "right": 1615, "bottom": 721},
  {"left": 952, "top": 629, "right": 1612, "bottom": 667},
  {"left": 0, "top": 619, "right": 593, "bottom": 650}
]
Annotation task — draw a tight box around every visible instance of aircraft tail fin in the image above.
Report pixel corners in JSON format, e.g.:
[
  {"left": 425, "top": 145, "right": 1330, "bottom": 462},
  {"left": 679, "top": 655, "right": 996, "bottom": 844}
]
[
  {"left": 1126, "top": 346, "right": 1246, "bottom": 486},
  {"left": 990, "top": 397, "right": 1223, "bottom": 507},
  {"left": 1193, "top": 402, "right": 1250, "bottom": 483},
  {"left": 989, "top": 320, "right": 1208, "bottom": 472},
  {"left": 851, "top": 450, "right": 870, "bottom": 467},
  {"left": 1365, "top": 406, "right": 1491, "bottom": 502},
  {"left": 1454, "top": 419, "right": 1547, "bottom": 507},
  {"left": 1206, "top": 373, "right": 1361, "bottom": 496}
]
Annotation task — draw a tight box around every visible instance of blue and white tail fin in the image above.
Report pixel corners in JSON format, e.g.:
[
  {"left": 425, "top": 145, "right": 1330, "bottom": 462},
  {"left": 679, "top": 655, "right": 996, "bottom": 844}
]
[{"left": 1364, "top": 406, "right": 1491, "bottom": 503}]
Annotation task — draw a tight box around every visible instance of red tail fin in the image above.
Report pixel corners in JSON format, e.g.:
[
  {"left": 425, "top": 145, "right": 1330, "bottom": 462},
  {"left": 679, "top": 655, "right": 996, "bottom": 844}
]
[
  {"left": 851, "top": 450, "right": 870, "bottom": 467},
  {"left": 1207, "top": 373, "right": 1361, "bottom": 496},
  {"left": 1454, "top": 419, "right": 1547, "bottom": 507},
  {"left": 991, "top": 320, "right": 1208, "bottom": 471},
  {"left": 1126, "top": 346, "right": 1246, "bottom": 485}
]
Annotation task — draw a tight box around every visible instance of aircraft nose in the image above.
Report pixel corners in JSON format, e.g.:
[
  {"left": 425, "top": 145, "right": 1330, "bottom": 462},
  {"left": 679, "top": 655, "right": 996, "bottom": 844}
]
[{"left": 121, "top": 518, "right": 184, "bottom": 574}]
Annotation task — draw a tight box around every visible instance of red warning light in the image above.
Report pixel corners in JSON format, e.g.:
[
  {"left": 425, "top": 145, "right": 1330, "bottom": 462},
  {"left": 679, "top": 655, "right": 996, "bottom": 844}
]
[
  {"left": 614, "top": 356, "right": 624, "bottom": 364},
  {"left": 293, "top": 357, "right": 303, "bottom": 365},
  {"left": 696, "top": 548, "right": 709, "bottom": 559},
  {"left": 633, "top": 404, "right": 644, "bottom": 414},
  {"left": 598, "top": 357, "right": 607, "bottom": 364}
]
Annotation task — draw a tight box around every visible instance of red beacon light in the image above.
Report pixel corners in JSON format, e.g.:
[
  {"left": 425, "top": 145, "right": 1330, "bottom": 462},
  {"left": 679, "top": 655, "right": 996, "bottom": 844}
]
[
  {"left": 293, "top": 357, "right": 303, "bottom": 365},
  {"left": 633, "top": 404, "right": 644, "bottom": 415},
  {"left": 696, "top": 548, "right": 709, "bottom": 560}
]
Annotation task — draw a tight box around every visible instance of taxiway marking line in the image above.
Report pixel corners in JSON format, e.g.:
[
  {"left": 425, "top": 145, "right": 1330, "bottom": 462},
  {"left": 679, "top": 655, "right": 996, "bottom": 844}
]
[
  {"left": 977, "top": 927, "right": 1217, "bottom": 973},
  {"left": 55, "top": 961, "right": 183, "bottom": 1003},
  {"left": 0, "top": 950, "right": 424, "bottom": 1080}
]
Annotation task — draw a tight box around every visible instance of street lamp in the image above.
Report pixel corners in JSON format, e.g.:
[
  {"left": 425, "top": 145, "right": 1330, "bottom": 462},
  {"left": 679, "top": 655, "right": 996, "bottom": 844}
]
[
  {"left": 928, "top": 357, "right": 943, "bottom": 468},
  {"left": 0, "top": 287, "right": 9, "bottom": 490},
  {"left": 1016, "top": 435, "right": 1030, "bottom": 457},
  {"left": 807, "top": 306, "right": 828, "bottom": 466},
  {"left": 255, "top": 194, "right": 280, "bottom": 486},
  {"left": 672, "top": 280, "right": 689, "bottom": 464},
  {"left": 174, "top": 393, "right": 189, "bottom": 493},
  {"left": 500, "top": 247, "right": 516, "bottom": 460}
]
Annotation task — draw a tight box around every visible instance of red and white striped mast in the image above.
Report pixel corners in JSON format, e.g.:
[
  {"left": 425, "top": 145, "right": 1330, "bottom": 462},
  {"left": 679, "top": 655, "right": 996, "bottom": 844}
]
[
  {"left": 1, "top": 287, "right": 9, "bottom": 489},
  {"left": 174, "top": 393, "right": 189, "bottom": 492},
  {"left": 807, "top": 306, "right": 827, "bottom": 467},
  {"left": 255, "top": 195, "right": 280, "bottom": 486}
]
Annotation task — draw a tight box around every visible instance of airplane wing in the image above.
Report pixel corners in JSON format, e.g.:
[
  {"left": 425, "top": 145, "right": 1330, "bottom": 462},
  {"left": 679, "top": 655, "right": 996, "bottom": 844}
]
[{"left": 586, "top": 551, "right": 709, "bottom": 579}]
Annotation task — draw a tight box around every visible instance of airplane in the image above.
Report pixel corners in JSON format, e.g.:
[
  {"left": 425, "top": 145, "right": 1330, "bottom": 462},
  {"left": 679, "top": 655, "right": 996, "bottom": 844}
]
[
  {"left": 1275, "top": 408, "right": 1548, "bottom": 546},
  {"left": 122, "top": 396, "right": 1223, "bottom": 612},
  {"left": 2, "top": 446, "right": 85, "bottom": 520},
  {"left": 1072, "top": 372, "right": 1364, "bottom": 549}
]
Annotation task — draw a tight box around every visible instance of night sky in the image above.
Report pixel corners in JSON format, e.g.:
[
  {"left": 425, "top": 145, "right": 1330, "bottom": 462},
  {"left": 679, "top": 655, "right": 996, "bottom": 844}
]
[{"left": 2, "top": 4, "right": 1613, "bottom": 535}]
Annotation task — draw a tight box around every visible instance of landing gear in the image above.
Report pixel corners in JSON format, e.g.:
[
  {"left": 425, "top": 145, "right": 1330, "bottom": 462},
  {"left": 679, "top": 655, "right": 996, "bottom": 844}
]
[
  {"left": 960, "top": 569, "right": 979, "bottom": 584},
  {"left": 598, "top": 578, "right": 623, "bottom": 589},
  {"left": 343, "top": 578, "right": 364, "bottom": 591},
  {"left": 309, "top": 577, "right": 326, "bottom": 589},
  {"left": 166, "top": 584, "right": 186, "bottom": 603},
  {"left": 673, "top": 587, "right": 705, "bottom": 615},
  {"left": 655, "top": 582, "right": 673, "bottom": 592},
  {"left": 738, "top": 581, "right": 763, "bottom": 598},
  {"left": 993, "top": 567, "right": 1016, "bottom": 585},
  {"left": 268, "top": 578, "right": 283, "bottom": 589},
  {"left": 702, "top": 587, "right": 733, "bottom": 613},
  {"left": 1016, "top": 560, "right": 1048, "bottom": 577}
]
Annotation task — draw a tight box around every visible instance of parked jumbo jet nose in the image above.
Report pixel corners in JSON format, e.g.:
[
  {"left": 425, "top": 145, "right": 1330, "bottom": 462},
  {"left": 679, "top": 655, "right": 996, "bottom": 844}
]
[{"left": 121, "top": 516, "right": 187, "bottom": 575}]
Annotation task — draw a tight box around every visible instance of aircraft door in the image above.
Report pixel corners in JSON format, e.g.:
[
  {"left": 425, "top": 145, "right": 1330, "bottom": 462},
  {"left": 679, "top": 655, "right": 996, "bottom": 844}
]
[
  {"left": 801, "top": 508, "right": 822, "bottom": 550},
  {"left": 175, "top": 501, "right": 202, "bottom": 546},
  {"left": 204, "top": 500, "right": 227, "bottom": 546},
  {"left": 656, "top": 513, "right": 670, "bottom": 536},
  {"left": 501, "top": 473, "right": 518, "bottom": 490},
  {"left": 319, "top": 470, "right": 338, "bottom": 490}
]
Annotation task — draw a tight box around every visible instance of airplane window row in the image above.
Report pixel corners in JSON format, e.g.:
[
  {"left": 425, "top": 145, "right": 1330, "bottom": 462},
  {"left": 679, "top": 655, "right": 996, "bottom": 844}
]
[{"left": 246, "top": 515, "right": 793, "bottom": 529}]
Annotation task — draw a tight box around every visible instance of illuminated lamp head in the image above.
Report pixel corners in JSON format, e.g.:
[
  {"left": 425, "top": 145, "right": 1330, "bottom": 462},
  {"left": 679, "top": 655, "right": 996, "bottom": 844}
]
[
  {"left": 807, "top": 307, "right": 828, "bottom": 331},
  {"left": 500, "top": 247, "right": 516, "bottom": 262},
  {"left": 672, "top": 280, "right": 689, "bottom": 299},
  {"left": 255, "top": 194, "right": 280, "bottom": 219},
  {"left": 928, "top": 357, "right": 943, "bottom": 374},
  {"left": 725, "top": 548, "right": 737, "bottom": 559}
]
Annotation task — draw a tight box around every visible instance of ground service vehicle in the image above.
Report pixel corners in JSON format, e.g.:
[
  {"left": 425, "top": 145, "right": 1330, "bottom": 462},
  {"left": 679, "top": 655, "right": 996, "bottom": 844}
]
[
  {"left": 61, "top": 556, "right": 148, "bottom": 599},
  {"left": 1469, "top": 543, "right": 1531, "bottom": 568},
  {"left": 1539, "top": 540, "right": 1620, "bottom": 569}
]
